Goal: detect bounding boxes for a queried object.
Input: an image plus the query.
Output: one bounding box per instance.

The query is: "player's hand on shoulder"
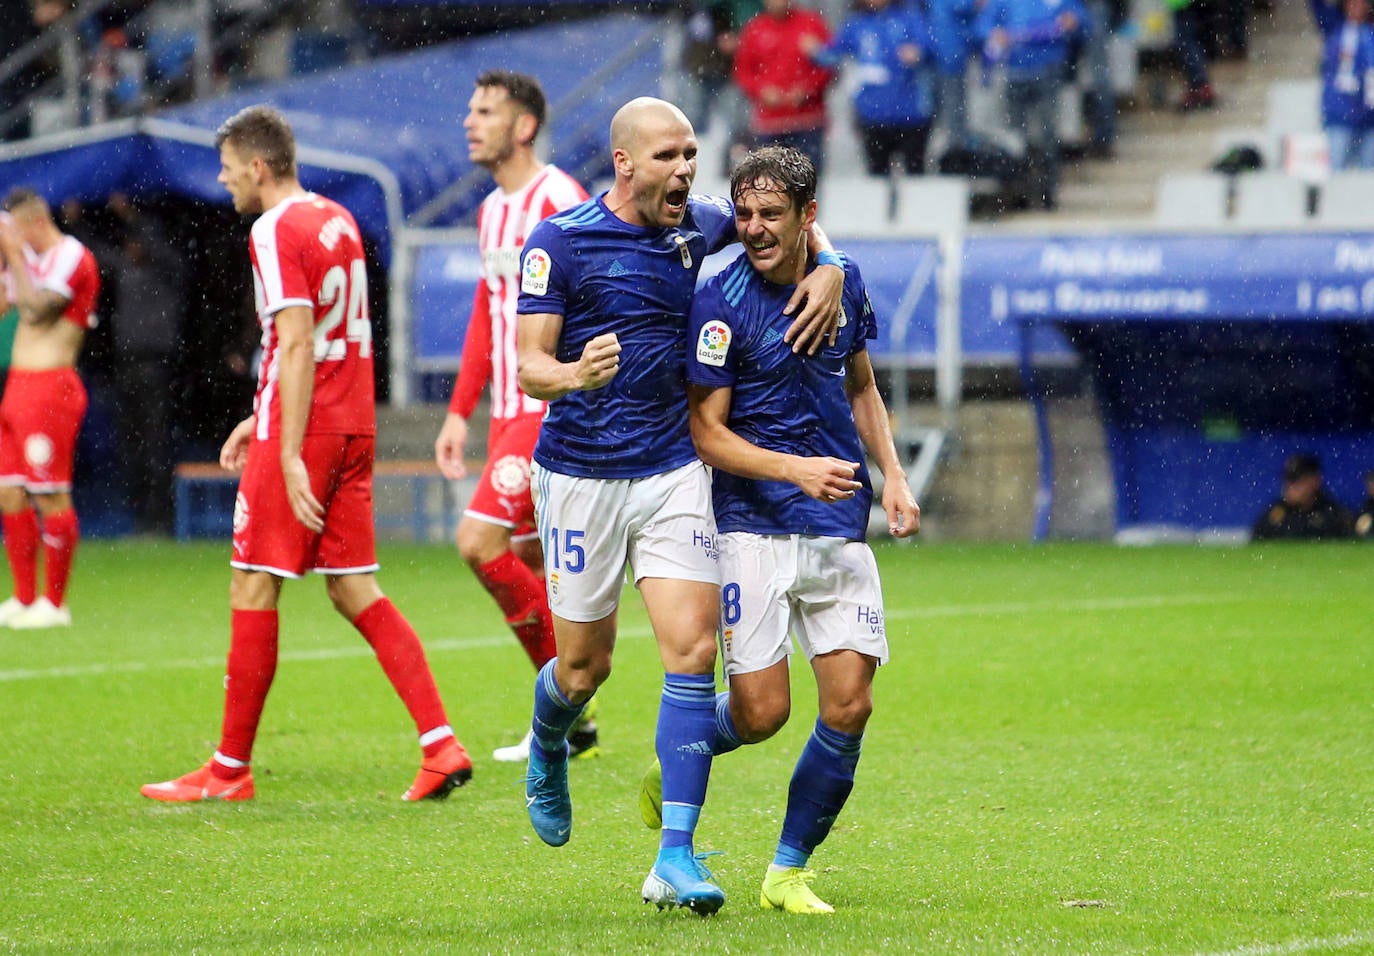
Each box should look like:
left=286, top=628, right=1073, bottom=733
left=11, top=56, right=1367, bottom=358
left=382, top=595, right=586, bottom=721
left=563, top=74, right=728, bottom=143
left=784, top=261, right=844, bottom=355
left=791, top=456, right=863, bottom=503
left=575, top=332, right=621, bottom=391
left=435, top=413, right=469, bottom=480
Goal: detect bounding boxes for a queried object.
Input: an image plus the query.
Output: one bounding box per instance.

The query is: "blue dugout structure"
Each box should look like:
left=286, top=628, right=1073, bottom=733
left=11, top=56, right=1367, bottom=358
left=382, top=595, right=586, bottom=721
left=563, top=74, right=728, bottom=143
left=971, top=232, right=1374, bottom=539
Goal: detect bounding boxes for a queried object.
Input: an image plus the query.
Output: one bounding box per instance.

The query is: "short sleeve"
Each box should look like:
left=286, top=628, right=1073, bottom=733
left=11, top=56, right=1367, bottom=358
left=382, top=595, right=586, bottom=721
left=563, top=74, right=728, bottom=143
left=251, top=216, right=313, bottom=316
left=686, top=280, right=739, bottom=388
left=690, top=195, right=739, bottom=256
left=516, top=218, right=572, bottom=316
left=848, top=262, right=878, bottom=354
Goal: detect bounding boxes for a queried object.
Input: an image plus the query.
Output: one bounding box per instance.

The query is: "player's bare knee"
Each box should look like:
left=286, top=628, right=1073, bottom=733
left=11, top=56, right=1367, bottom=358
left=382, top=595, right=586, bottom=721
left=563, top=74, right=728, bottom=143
left=0, top=485, right=27, bottom=513
left=456, top=519, right=506, bottom=567
left=326, top=573, right=384, bottom=620
left=819, top=694, right=872, bottom=736
left=556, top=657, right=607, bottom=703
left=736, top=697, right=789, bottom=743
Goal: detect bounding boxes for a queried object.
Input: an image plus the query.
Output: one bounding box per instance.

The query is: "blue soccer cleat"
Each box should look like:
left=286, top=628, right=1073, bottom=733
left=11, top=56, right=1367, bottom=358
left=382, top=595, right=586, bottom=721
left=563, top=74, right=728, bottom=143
left=525, top=740, right=572, bottom=846
left=641, top=847, right=726, bottom=916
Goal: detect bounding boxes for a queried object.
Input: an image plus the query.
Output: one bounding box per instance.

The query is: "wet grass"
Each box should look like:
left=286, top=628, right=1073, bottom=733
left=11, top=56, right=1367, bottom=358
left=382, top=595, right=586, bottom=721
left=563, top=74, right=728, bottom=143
left=1, top=539, right=1371, bottom=954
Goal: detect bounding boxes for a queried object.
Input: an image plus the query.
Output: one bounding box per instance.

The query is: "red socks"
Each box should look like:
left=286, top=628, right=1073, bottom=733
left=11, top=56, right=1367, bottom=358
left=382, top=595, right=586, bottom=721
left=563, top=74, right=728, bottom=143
left=474, top=551, right=556, bottom=669
left=353, top=597, right=450, bottom=738
left=1, top=507, right=80, bottom=607
left=217, top=609, right=280, bottom=767
left=41, top=508, right=78, bottom=607
left=2, top=509, right=39, bottom=605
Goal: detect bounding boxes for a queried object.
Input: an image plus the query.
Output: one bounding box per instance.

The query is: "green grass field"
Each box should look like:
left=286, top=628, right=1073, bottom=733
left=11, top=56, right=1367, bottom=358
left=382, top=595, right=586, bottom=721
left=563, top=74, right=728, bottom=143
left=2, top=539, right=1372, bottom=954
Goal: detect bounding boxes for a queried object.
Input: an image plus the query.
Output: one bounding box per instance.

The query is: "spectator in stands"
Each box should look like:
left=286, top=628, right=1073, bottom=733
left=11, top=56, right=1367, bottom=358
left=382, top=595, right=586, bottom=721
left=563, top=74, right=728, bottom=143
left=1318, top=0, right=1374, bottom=170
left=101, top=194, right=185, bottom=534
left=928, top=0, right=978, bottom=154
left=1081, top=0, right=1128, bottom=159
left=678, top=1, right=762, bottom=176
left=801, top=0, right=935, bottom=176
left=976, top=0, right=1086, bottom=209
left=1355, top=469, right=1374, bottom=537
left=733, top=0, right=834, bottom=178
left=1251, top=452, right=1355, bottom=541
left=1, top=1, right=73, bottom=142
left=1169, top=0, right=1217, bottom=111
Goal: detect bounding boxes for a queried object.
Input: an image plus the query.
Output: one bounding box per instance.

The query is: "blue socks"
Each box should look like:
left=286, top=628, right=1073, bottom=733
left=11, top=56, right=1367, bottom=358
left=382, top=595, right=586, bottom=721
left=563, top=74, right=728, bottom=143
left=712, top=690, right=743, bottom=756
left=530, top=659, right=583, bottom=760
left=774, top=718, right=863, bottom=869
left=657, top=672, right=717, bottom=850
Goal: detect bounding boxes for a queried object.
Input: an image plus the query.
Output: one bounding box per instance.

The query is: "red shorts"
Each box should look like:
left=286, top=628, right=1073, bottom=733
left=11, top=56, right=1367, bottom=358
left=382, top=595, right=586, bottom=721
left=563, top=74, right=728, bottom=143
left=231, top=434, right=379, bottom=578
left=465, top=412, right=541, bottom=539
left=0, top=368, right=87, bottom=493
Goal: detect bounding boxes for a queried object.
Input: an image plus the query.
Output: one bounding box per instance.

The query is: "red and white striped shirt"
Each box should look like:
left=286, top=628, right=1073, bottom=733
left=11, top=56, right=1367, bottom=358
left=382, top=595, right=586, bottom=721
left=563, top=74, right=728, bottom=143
left=25, top=235, right=99, bottom=329
left=249, top=192, right=375, bottom=440
left=449, top=164, right=587, bottom=421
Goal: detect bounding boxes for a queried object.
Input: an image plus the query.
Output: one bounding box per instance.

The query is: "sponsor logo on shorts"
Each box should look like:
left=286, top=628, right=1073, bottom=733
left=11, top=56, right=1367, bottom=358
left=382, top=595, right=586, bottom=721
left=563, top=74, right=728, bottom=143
left=696, top=321, right=731, bottom=368
left=490, top=454, right=531, bottom=496
left=23, top=433, right=54, bottom=468
left=857, top=605, right=885, bottom=636
left=693, top=529, right=718, bottom=561
left=233, top=491, right=250, bottom=536
left=521, top=248, right=551, bottom=295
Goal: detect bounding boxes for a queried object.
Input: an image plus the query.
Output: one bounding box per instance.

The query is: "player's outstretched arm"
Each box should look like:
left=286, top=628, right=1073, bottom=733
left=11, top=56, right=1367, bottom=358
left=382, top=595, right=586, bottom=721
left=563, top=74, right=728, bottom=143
left=783, top=221, right=844, bottom=354
left=689, top=383, right=862, bottom=503
left=219, top=415, right=257, bottom=473
left=434, top=413, right=469, bottom=480
left=517, top=311, right=620, bottom=400
left=845, top=349, right=919, bottom=537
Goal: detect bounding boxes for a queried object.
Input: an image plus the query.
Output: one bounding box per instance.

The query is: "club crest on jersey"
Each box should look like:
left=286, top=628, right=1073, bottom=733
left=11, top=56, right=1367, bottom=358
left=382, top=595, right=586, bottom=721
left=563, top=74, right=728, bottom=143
left=837, top=302, right=848, bottom=328
left=696, top=320, right=731, bottom=367
left=521, top=248, right=551, bottom=295
left=673, top=234, right=693, bottom=269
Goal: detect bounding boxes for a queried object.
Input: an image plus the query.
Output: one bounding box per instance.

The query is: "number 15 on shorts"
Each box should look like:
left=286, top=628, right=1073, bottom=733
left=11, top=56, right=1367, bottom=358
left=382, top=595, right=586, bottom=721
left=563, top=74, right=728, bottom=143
left=546, top=527, right=586, bottom=573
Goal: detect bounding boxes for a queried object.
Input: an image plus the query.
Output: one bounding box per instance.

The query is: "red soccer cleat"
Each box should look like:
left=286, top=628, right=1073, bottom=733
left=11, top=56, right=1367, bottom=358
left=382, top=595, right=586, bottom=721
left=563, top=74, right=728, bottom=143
left=140, top=763, right=255, bottom=802
left=402, top=737, right=473, bottom=801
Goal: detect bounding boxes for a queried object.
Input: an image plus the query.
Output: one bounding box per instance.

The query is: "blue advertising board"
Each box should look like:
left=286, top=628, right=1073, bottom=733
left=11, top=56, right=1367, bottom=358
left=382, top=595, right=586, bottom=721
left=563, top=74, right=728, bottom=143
left=412, top=235, right=942, bottom=372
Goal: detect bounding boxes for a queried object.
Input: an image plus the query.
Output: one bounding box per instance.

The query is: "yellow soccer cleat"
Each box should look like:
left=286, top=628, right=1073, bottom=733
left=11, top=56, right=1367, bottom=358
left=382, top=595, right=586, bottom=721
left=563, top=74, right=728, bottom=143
left=760, top=867, right=835, bottom=915
left=637, top=758, right=662, bottom=829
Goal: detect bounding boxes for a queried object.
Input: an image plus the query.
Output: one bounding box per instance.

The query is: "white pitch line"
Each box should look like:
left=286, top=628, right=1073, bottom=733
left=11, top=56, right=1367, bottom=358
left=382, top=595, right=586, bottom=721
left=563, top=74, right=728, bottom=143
left=0, top=591, right=1246, bottom=685
left=1192, top=932, right=1374, bottom=956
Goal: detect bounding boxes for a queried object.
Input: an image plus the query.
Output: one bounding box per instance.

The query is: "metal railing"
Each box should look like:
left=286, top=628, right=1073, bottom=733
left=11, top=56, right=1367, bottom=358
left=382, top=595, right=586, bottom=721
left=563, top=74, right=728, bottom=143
left=1, top=0, right=303, bottom=140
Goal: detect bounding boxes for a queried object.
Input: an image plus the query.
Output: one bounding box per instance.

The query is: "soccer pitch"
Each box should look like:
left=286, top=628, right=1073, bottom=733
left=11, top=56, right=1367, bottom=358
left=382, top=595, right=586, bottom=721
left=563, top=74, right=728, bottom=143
left=1, top=539, right=1371, bottom=954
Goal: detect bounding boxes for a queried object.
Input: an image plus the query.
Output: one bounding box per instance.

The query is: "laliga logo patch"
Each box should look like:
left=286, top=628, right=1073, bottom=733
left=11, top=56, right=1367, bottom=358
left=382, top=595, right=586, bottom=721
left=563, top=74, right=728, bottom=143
left=490, top=455, right=531, bottom=496
left=521, top=248, right=551, bottom=296
left=233, top=491, right=250, bottom=535
left=23, top=434, right=54, bottom=468
left=696, top=320, right=731, bottom=367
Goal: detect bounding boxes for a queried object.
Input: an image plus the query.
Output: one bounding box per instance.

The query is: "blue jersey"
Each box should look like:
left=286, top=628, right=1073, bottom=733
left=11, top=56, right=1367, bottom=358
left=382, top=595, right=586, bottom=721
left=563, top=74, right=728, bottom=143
left=518, top=193, right=737, bottom=478
left=686, top=254, right=878, bottom=540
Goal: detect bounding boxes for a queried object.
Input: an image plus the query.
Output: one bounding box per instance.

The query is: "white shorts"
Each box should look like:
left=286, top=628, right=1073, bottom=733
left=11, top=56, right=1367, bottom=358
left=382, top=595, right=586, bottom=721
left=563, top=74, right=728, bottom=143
left=718, top=532, right=889, bottom=677
left=531, top=460, right=719, bottom=623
